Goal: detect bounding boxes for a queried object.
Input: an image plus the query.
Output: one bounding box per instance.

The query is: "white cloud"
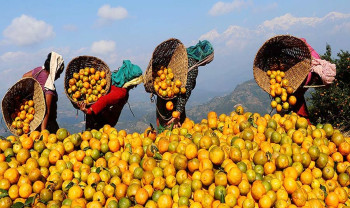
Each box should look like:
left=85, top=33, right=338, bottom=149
left=97, top=4, right=128, bottom=20
left=261, top=12, right=350, bottom=31
left=201, top=11, right=350, bottom=50
left=2, top=15, right=54, bottom=46
left=91, top=40, right=116, bottom=55
left=209, top=0, right=250, bottom=16
left=199, top=25, right=256, bottom=52
left=199, top=29, right=220, bottom=41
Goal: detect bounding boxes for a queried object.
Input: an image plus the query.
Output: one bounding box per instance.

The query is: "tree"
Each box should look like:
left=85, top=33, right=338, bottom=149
left=308, top=44, right=350, bottom=132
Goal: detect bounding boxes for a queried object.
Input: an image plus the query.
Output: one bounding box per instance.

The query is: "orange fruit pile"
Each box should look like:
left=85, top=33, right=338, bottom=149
left=267, top=69, right=297, bottom=112
left=67, top=67, right=107, bottom=104
left=11, top=99, right=35, bottom=135
left=153, top=66, right=186, bottom=99
left=1, top=106, right=350, bottom=208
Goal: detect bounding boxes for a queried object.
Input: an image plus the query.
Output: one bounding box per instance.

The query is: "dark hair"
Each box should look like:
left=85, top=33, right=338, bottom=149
left=44, top=53, right=52, bottom=71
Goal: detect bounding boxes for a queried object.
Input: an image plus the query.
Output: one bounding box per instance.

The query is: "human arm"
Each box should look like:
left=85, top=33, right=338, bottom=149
left=22, top=71, right=33, bottom=78
left=78, top=86, right=128, bottom=115
left=41, top=93, right=53, bottom=131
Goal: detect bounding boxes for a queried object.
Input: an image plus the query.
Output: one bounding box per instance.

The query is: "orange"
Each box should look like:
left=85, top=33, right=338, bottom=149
left=251, top=180, right=266, bottom=201
left=283, top=167, right=298, bottom=180
left=68, top=185, right=83, bottom=200
left=0, top=178, right=10, bottom=190
left=185, top=143, right=198, bottom=160
left=157, top=194, right=173, bottom=208
left=172, top=111, right=180, bottom=118
left=115, top=184, right=127, bottom=200
left=82, top=131, right=93, bottom=141
left=135, top=188, right=149, bottom=205
left=49, top=149, right=61, bottom=164
left=19, top=183, right=32, bottom=198
left=325, top=192, right=339, bottom=207
left=21, top=137, right=33, bottom=149
left=200, top=169, right=214, bottom=186
left=300, top=171, right=313, bottom=185
left=108, top=140, right=120, bottom=152
left=209, top=146, right=225, bottom=165
left=259, top=195, right=272, bottom=208
left=227, top=167, right=242, bottom=186
left=166, top=101, right=174, bottom=111
left=100, top=71, right=106, bottom=78
left=4, top=168, right=19, bottom=184
left=8, top=185, right=19, bottom=200
left=283, top=177, right=297, bottom=194
left=288, top=96, right=297, bottom=106
left=339, top=142, right=350, bottom=156
left=33, top=181, right=45, bottom=193
left=291, top=188, right=307, bottom=207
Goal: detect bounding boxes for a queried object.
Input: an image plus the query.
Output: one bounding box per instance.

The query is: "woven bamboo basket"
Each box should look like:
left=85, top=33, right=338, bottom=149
left=1, top=78, right=46, bottom=135
left=64, top=56, right=111, bottom=108
left=144, top=38, right=188, bottom=100
left=253, top=35, right=312, bottom=94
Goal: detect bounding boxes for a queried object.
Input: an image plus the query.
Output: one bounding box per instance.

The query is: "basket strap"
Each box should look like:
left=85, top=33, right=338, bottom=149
left=33, top=68, right=45, bottom=79
left=188, top=53, right=214, bottom=72
left=127, top=101, right=135, bottom=118
left=156, top=104, right=172, bottom=122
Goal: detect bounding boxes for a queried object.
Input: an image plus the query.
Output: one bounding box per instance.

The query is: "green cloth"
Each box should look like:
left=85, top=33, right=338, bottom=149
left=111, top=60, right=142, bottom=87
left=186, top=40, right=214, bottom=61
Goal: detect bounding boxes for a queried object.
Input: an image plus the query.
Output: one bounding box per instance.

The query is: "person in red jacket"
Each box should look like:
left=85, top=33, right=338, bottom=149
left=78, top=60, right=143, bottom=130
left=78, top=85, right=130, bottom=130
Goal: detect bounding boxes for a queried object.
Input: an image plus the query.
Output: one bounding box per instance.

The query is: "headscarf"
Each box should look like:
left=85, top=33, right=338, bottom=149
left=44, top=51, right=64, bottom=91
left=111, top=60, right=143, bottom=88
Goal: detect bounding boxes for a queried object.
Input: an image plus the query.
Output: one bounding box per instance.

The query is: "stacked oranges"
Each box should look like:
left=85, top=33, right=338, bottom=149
left=1, top=106, right=350, bottom=208
left=153, top=66, right=186, bottom=99
left=267, top=69, right=297, bottom=112
left=67, top=67, right=107, bottom=104
left=11, top=99, right=35, bottom=135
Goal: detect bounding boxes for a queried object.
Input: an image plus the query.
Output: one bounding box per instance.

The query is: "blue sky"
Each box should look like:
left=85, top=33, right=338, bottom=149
left=0, top=0, right=350, bottom=102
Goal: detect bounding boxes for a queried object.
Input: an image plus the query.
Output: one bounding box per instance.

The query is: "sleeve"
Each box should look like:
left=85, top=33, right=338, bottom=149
left=175, top=68, right=199, bottom=114
left=90, top=86, right=127, bottom=115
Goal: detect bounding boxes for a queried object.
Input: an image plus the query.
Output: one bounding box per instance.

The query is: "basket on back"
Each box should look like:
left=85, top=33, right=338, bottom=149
left=64, top=56, right=111, bottom=108
left=253, top=35, right=311, bottom=94
left=2, top=78, right=46, bottom=136
left=144, top=38, right=188, bottom=100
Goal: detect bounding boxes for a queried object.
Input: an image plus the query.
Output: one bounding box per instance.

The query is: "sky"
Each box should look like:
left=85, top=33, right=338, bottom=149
left=0, top=0, right=350, bottom=103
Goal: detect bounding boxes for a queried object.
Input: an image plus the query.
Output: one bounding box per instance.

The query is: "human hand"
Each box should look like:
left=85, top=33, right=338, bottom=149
left=166, top=116, right=181, bottom=128
left=77, top=102, right=87, bottom=113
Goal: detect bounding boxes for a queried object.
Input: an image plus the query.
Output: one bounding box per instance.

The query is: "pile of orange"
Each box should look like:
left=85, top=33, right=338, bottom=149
left=267, top=69, right=297, bottom=112
left=1, top=106, right=350, bottom=208
left=153, top=66, right=186, bottom=99
left=10, top=99, right=35, bottom=135
left=67, top=67, right=107, bottom=104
